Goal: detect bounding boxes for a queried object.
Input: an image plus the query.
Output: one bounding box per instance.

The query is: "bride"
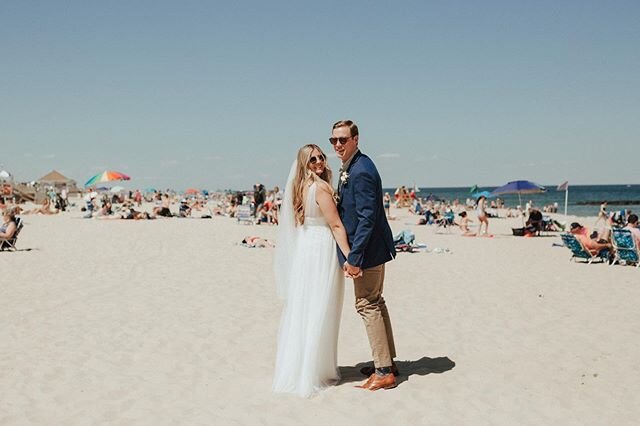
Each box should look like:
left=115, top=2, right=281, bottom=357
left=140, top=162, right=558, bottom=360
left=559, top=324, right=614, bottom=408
left=273, top=144, right=353, bottom=397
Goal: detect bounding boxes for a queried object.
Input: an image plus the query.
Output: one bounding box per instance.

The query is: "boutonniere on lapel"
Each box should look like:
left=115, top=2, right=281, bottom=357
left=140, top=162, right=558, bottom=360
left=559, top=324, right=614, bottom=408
left=340, top=171, right=349, bottom=185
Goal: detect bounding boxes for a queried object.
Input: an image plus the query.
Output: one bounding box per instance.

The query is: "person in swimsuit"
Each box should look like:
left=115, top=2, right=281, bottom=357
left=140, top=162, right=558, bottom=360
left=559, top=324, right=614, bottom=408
left=476, top=195, right=490, bottom=236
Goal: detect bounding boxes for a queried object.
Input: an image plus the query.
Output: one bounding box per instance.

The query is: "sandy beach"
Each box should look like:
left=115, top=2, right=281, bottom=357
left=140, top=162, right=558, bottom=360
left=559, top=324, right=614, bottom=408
left=2, top=205, right=640, bottom=424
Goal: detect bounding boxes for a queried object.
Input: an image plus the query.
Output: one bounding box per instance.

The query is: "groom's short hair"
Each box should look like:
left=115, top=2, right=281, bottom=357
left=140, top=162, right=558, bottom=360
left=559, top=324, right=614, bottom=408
left=332, top=120, right=359, bottom=137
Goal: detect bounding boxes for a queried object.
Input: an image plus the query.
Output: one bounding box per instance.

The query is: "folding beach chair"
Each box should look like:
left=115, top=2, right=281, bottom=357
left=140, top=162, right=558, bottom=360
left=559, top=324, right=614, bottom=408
left=610, top=228, right=640, bottom=267
left=0, top=217, right=23, bottom=252
left=236, top=205, right=254, bottom=225
left=559, top=233, right=609, bottom=264
left=435, top=211, right=455, bottom=233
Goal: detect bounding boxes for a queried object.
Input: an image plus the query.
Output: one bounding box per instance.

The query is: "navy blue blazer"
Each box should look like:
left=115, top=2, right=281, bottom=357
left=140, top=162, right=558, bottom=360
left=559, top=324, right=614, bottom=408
left=337, top=151, right=396, bottom=269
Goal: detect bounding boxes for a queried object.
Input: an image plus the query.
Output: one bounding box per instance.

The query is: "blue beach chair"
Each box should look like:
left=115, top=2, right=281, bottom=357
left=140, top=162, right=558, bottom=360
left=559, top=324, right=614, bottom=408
left=610, top=228, right=640, bottom=267
left=560, top=233, right=609, bottom=264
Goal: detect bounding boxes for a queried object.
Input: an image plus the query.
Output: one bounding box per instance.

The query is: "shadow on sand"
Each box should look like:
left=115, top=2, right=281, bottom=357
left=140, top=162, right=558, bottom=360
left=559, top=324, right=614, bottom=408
left=338, top=356, right=455, bottom=386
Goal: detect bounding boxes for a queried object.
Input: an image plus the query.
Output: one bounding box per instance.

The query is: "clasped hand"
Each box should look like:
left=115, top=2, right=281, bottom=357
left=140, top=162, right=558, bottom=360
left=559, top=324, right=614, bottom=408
left=343, top=262, right=363, bottom=279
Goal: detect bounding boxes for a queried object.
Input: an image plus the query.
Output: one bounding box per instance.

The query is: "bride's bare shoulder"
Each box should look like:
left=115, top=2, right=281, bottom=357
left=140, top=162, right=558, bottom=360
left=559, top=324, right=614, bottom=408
left=315, top=179, right=334, bottom=194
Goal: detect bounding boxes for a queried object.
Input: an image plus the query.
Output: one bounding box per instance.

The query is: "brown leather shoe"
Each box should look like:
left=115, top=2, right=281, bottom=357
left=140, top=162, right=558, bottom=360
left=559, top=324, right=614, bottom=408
left=362, top=373, right=397, bottom=391
left=355, top=373, right=376, bottom=389
left=360, top=362, right=400, bottom=377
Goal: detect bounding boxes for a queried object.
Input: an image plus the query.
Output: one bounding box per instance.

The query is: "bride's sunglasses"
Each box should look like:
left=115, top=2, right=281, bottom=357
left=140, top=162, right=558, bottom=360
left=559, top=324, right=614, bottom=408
left=309, top=154, right=325, bottom=165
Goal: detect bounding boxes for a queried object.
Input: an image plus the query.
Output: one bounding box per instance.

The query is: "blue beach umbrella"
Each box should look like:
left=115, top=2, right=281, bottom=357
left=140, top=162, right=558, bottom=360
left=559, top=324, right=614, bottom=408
left=491, top=180, right=546, bottom=209
left=492, top=180, right=546, bottom=225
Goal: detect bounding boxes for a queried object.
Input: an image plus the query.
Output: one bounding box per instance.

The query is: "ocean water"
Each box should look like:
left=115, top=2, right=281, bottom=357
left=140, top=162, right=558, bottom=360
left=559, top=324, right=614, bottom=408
left=384, top=185, right=640, bottom=218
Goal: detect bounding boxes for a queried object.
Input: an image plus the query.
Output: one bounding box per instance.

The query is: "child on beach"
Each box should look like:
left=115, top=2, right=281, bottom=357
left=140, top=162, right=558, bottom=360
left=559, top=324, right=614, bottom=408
left=457, top=211, right=476, bottom=236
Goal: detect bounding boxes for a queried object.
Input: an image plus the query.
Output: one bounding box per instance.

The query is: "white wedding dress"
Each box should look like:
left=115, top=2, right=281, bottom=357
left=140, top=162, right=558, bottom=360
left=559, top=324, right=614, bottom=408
left=273, top=182, right=345, bottom=397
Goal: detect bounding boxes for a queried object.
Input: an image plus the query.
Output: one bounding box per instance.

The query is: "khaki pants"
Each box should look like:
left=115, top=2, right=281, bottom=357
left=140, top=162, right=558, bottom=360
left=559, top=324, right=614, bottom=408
left=354, top=264, right=396, bottom=368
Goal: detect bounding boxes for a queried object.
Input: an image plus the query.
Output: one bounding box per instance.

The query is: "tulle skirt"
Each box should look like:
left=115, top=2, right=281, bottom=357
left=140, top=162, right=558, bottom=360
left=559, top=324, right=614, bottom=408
left=273, top=224, right=345, bottom=397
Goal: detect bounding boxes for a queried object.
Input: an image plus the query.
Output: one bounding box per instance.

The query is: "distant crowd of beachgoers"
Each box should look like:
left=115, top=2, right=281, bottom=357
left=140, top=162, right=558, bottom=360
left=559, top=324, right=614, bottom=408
left=0, top=183, right=284, bottom=222
left=2, top=183, right=639, bottom=265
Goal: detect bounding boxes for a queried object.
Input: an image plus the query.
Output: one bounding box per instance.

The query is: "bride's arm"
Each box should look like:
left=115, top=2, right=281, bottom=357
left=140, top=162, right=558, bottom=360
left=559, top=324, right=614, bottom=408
left=316, top=182, right=350, bottom=259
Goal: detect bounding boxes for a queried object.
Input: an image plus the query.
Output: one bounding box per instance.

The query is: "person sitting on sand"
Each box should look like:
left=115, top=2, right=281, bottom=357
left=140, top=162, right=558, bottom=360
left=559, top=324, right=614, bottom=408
left=625, top=214, right=640, bottom=246
left=570, top=222, right=612, bottom=255
left=241, top=236, right=274, bottom=248
left=119, top=207, right=152, bottom=220
left=256, top=201, right=277, bottom=224
left=179, top=199, right=192, bottom=217
left=0, top=208, right=18, bottom=245
left=524, top=208, right=544, bottom=236
left=25, top=197, right=55, bottom=215
left=94, top=201, right=113, bottom=217
left=456, top=211, right=476, bottom=236
left=409, top=198, right=423, bottom=215
left=153, top=194, right=173, bottom=218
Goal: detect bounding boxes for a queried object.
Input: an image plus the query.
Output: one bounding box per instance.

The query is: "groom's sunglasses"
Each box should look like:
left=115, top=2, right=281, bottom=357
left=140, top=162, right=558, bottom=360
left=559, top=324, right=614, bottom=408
left=309, top=154, right=325, bottom=165
left=329, top=136, right=353, bottom=146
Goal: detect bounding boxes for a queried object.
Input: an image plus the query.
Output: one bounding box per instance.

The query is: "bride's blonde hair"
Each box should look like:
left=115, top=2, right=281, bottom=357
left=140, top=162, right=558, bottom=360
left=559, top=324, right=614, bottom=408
left=292, top=144, right=333, bottom=226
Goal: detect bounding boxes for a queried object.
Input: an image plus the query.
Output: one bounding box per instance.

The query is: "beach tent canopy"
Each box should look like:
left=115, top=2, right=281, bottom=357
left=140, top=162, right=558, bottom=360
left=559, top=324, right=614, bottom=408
left=38, top=170, right=72, bottom=184
left=38, top=170, right=76, bottom=186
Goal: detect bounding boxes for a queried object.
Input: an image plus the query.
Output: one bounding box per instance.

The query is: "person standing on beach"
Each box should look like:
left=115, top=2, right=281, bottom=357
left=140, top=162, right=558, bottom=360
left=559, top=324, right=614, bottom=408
left=476, top=195, right=490, bottom=236
left=595, top=201, right=608, bottom=228
left=331, top=119, right=399, bottom=391
left=273, top=144, right=352, bottom=398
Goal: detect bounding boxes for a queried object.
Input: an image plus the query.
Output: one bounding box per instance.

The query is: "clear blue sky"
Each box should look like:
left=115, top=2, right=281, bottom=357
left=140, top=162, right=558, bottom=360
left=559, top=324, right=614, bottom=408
left=2, top=0, right=639, bottom=190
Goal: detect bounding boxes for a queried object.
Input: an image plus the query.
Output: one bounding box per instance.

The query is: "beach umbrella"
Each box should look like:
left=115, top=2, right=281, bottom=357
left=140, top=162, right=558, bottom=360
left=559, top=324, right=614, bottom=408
left=471, top=190, right=493, bottom=199
left=110, top=185, right=125, bottom=193
left=85, top=170, right=131, bottom=187
left=469, top=184, right=479, bottom=194
left=491, top=180, right=546, bottom=222
left=184, top=188, right=200, bottom=195
left=492, top=180, right=545, bottom=199
left=0, top=170, right=11, bottom=180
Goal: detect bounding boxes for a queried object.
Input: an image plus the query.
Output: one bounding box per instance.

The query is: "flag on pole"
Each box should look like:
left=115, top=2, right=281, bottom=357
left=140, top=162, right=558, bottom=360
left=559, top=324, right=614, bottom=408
left=556, top=181, right=569, bottom=191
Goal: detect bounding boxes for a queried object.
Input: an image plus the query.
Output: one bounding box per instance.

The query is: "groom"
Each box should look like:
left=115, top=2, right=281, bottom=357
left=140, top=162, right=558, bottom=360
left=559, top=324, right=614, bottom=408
left=332, top=119, right=398, bottom=391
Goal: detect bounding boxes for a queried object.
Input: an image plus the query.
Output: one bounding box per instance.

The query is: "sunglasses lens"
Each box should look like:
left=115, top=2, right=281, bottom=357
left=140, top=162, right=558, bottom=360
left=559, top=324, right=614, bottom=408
left=330, top=137, right=351, bottom=145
